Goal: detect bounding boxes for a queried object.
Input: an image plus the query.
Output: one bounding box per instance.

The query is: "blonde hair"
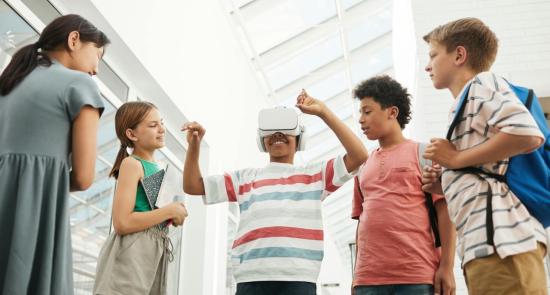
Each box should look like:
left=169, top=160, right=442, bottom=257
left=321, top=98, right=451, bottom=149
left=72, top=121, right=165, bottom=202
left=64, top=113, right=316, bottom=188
left=423, top=18, right=498, bottom=72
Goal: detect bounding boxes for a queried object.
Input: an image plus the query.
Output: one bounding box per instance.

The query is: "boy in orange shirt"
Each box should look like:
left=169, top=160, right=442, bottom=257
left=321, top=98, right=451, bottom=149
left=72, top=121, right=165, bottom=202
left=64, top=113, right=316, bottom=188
left=352, top=75, right=456, bottom=295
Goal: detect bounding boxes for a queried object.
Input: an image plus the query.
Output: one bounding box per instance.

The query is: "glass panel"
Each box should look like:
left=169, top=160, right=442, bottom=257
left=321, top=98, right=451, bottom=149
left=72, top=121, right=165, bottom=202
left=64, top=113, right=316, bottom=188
left=278, top=70, right=348, bottom=108
left=241, top=0, right=336, bottom=53
left=266, top=33, right=342, bottom=90
left=164, top=130, right=186, bottom=161
left=24, top=0, right=61, bottom=24
left=342, top=0, right=365, bottom=10
left=0, top=1, right=39, bottom=70
left=97, top=61, right=129, bottom=101
left=346, top=6, right=392, bottom=51
left=350, top=45, right=393, bottom=84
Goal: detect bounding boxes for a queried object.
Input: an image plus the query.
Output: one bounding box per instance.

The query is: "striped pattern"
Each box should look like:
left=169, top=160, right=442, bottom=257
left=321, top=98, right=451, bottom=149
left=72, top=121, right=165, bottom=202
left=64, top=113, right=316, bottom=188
left=442, top=72, right=546, bottom=266
left=203, top=155, right=352, bottom=283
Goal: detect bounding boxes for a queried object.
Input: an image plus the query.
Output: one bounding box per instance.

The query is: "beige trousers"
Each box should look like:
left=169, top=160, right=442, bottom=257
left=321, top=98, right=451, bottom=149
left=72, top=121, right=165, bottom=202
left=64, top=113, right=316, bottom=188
left=464, top=242, right=548, bottom=295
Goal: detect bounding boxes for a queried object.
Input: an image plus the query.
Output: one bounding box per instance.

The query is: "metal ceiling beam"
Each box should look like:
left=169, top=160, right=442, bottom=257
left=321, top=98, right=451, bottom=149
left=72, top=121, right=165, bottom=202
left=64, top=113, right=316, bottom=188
left=259, top=0, right=388, bottom=67
left=70, top=184, right=112, bottom=213
left=69, top=193, right=107, bottom=216
left=274, top=32, right=392, bottom=100
left=97, top=137, right=118, bottom=155
left=225, top=0, right=277, bottom=105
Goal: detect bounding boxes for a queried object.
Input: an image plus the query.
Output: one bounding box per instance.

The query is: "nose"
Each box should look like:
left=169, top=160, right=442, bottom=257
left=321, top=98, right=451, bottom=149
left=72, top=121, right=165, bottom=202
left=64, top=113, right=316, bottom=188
left=425, top=63, right=431, bottom=73
left=272, top=132, right=285, bottom=139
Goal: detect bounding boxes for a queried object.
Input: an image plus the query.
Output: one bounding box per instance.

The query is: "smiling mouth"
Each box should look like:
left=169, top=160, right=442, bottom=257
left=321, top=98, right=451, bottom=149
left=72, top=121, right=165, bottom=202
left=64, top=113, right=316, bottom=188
left=270, top=139, right=287, bottom=145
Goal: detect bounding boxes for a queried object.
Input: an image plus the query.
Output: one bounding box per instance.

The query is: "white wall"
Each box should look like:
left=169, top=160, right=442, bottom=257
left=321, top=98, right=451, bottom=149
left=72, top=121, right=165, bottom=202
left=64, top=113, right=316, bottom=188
left=410, top=0, right=550, bottom=142
left=392, top=0, right=418, bottom=139
left=410, top=1, right=550, bottom=294
left=88, top=1, right=271, bottom=294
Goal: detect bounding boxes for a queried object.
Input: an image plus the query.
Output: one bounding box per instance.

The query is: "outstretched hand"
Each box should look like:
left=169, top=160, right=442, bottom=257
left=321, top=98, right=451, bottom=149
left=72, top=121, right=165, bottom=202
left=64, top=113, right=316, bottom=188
left=296, top=89, right=327, bottom=117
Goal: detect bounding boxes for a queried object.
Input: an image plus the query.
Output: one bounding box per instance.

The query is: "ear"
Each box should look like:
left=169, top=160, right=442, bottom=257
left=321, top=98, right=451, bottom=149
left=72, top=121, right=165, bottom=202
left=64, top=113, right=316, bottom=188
left=67, top=31, right=81, bottom=51
left=454, top=45, right=468, bottom=66
left=388, top=106, right=399, bottom=120
left=125, top=128, right=138, bottom=143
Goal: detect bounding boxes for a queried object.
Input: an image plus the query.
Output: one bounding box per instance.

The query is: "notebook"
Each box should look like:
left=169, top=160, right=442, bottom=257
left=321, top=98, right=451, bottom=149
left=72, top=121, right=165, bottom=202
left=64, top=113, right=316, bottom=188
left=140, top=166, right=170, bottom=228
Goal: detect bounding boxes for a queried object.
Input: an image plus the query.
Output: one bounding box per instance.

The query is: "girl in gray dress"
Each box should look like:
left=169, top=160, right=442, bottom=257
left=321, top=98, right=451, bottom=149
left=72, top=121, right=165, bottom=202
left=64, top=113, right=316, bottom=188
left=0, top=14, right=109, bottom=295
left=93, top=102, right=188, bottom=295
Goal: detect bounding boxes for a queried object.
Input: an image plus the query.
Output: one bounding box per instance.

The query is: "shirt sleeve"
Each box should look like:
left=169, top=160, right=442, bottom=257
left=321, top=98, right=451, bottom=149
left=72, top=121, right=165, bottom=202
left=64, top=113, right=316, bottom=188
left=321, top=154, right=355, bottom=200
left=468, top=82, right=544, bottom=149
left=64, top=74, right=104, bottom=121
left=203, top=170, right=241, bottom=205
left=351, top=176, right=364, bottom=220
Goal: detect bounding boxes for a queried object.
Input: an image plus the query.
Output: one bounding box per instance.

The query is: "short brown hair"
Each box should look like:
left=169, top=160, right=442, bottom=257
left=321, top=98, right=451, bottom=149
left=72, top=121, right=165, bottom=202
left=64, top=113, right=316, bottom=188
left=423, top=18, right=498, bottom=72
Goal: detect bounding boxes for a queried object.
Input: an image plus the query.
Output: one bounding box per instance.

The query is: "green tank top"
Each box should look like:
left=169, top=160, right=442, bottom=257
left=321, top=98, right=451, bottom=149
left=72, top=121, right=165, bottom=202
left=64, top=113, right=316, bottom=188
left=132, top=155, right=161, bottom=212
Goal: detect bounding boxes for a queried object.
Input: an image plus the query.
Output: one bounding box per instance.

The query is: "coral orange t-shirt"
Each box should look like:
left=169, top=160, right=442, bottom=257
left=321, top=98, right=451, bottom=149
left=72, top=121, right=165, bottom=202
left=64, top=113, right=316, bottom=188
left=351, top=140, right=444, bottom=286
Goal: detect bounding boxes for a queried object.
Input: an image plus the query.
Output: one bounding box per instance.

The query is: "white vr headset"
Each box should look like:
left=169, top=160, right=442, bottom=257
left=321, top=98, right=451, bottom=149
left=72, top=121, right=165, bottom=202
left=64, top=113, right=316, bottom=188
left=257, top=107, right=306, bottom=152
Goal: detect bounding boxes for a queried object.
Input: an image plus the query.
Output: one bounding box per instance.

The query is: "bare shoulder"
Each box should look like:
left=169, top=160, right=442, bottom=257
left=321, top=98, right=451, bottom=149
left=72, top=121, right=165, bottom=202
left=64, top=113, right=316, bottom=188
left=119, top=156, right=144, bottom=179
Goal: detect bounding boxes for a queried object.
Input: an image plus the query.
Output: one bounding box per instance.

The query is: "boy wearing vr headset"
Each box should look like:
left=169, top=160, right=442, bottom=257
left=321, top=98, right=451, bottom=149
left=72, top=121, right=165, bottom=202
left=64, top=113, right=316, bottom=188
left=182, top=90, right=367, bottom=295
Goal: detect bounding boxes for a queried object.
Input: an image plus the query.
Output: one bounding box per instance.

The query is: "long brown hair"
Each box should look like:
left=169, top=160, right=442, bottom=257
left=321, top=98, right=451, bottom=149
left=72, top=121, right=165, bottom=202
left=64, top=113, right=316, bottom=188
left=109, top=101, right=157, bottom=179
left=0, top=14, right=110, bottom=95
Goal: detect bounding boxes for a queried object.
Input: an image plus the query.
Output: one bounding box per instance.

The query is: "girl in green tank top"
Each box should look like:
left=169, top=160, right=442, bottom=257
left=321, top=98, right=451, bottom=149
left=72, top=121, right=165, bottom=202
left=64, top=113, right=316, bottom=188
left=94, top=102, right=188, bottom=295
left=132, top=155, right=161, bottom=212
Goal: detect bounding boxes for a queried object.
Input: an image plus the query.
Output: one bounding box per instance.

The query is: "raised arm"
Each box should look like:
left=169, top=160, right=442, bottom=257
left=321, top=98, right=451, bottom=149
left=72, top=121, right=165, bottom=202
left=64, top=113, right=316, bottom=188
left=182, top=121, right=207, bottom=195
left=296, top=90, right=368, bottom=172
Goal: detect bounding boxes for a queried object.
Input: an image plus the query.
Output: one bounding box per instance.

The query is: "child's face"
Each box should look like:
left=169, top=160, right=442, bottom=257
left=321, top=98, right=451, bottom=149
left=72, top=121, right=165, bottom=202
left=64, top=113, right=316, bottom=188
left=129, top=108, right=166, bottom=150
left=425, top=41, right=457, bottom=90
left=357, top=97, right=397, bottom=141
left=263, top=132, right=297, bottom=158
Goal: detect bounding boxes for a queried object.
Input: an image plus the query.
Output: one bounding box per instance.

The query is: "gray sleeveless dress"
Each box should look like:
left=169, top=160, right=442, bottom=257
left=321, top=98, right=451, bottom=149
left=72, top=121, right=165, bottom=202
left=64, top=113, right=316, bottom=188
left=0, top=61, right=104, bottom=295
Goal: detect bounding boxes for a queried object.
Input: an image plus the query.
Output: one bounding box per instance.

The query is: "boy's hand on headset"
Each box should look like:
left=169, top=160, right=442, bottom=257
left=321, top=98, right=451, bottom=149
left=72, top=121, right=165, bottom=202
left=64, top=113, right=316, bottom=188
left=181, top=121, right=205, bottom=145
left=296, top=89, right=327, bottom=117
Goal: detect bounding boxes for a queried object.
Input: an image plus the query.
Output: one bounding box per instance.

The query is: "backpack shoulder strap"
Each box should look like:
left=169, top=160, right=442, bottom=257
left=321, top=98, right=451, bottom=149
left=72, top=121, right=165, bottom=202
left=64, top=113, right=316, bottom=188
left=417, top=142, right=441, bottom=248
left=525, top=89, right=534, bottom=110
left=446, top=83, right=472, bottom=140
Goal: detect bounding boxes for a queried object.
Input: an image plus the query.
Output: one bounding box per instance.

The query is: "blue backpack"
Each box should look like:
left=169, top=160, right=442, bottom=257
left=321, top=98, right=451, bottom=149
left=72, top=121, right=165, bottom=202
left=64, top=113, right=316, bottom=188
left=447, top=81, right=550, bottom=245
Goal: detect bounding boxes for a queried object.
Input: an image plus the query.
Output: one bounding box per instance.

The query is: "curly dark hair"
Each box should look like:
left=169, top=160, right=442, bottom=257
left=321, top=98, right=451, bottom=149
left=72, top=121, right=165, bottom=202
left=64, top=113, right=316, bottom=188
left=353, top=75, right=412, bottom=129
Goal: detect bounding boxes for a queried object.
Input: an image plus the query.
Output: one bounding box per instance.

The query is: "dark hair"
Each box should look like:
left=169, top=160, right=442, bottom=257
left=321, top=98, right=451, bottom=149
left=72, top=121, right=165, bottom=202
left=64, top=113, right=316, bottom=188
left=423, top=17, right=498, bottom=72
left=109, top=101, right=157, bottom=179
left=353, top=75, right=412, bottom=129
left=0, top=14, right=110, bottom=95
